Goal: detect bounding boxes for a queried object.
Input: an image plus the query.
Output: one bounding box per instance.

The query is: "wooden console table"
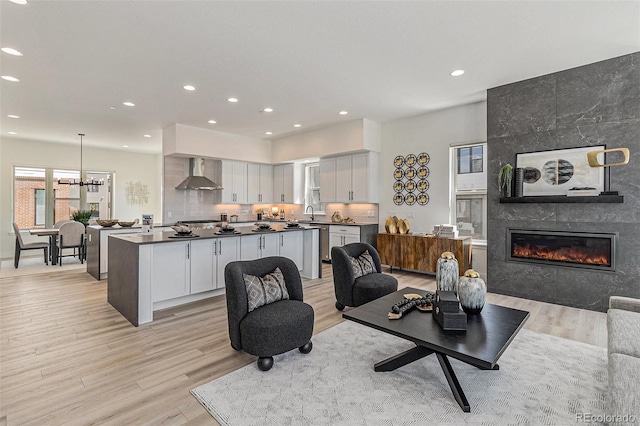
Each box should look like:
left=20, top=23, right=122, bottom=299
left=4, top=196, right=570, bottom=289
left=377, top=233, right=471, bottom=275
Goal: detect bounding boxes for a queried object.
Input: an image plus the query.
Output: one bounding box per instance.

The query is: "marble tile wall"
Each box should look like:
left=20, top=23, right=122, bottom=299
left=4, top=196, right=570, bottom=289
left=487, top=52, right=640, bottom=312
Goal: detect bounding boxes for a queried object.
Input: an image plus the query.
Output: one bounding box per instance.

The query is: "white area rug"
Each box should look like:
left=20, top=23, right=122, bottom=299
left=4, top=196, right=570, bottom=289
left=192, top=321, right=608, bottom=425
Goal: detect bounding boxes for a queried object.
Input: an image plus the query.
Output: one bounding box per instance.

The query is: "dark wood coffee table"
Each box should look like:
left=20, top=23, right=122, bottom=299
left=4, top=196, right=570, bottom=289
left=342, top=287, right=530, bottom=412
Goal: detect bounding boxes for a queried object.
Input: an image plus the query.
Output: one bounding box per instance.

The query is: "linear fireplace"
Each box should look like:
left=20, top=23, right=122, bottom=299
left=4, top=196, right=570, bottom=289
left=507, top=229, right=617, bottom=272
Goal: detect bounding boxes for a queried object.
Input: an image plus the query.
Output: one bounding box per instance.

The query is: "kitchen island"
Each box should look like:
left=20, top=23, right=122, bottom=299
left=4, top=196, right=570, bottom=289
left=107, top=224, right=320, bottom=326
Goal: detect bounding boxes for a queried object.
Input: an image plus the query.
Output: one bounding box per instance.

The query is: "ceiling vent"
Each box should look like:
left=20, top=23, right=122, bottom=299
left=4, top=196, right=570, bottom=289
left=175, top=158, right=222, bottom=190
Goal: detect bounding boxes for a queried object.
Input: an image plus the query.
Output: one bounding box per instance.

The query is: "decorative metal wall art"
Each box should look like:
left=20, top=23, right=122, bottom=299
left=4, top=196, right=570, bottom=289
left=394, top=152, right=430, bottom=205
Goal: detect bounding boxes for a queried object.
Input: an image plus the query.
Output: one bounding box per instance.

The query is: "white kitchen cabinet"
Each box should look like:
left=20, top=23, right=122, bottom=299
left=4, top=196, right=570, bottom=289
left=278, top=231, right=303, bottom=270
left=221, top=160, right=247, bottom=203
left=240, top=233, right=279, bottom=260
left=328, top=225, right=361, bottom=260
left=324, top=152, right=379, bottom=203
left=247, top=163, right=273, bottom=204
left=215, top=237, right=240, bottom=289
left=273, top=164, right=293, bottom=203
left=190, top=237, right=240, bottom=294
left=152, top=241, right=190, bottom=302
left=190, top=239, right=215, bottom=294
left=319, top=157, right=336, bottom=204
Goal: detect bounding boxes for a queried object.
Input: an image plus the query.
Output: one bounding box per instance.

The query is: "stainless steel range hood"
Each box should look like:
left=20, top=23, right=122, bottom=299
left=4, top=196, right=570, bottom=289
left=175, top=158, right=223, bottom=190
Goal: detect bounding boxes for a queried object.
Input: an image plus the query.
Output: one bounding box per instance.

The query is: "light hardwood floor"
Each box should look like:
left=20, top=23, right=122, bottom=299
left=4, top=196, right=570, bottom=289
left=0, top=264, right=606, bottom=425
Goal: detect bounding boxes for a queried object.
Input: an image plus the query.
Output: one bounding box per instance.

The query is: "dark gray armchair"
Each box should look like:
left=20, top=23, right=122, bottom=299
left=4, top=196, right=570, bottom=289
left=224, top=256, right=314, bottom=371
left=331, top=242, right=398, bottom=311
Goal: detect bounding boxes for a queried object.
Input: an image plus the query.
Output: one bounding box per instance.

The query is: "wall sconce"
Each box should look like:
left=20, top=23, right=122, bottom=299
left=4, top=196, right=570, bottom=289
left=587, top=147, right=630, bottom=195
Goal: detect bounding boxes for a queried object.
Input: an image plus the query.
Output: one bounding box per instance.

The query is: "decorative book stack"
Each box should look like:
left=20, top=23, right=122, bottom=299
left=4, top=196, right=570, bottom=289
left=432, top=290, right=467, bottom=333
left=433, top=224, right=458, bottom=238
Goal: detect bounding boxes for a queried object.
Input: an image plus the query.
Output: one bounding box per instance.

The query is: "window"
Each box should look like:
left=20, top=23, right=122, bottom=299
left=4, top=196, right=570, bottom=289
left=451, top=143, right=487, bottom=241
left=304, top=163, right=323, bottom=214
left=457, top=146, right=483, bottom=174
left=13, top=166, right=111, bottom=229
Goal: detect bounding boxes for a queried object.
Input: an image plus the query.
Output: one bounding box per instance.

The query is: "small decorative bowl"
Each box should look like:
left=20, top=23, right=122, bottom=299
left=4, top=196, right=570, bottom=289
left=97, top=219, right=118, bottom=227
left=118, top=220, right=136, bottom=227
left=171, top=225, right=192, bottom=235
left=255, top=222, right=271, bottom=229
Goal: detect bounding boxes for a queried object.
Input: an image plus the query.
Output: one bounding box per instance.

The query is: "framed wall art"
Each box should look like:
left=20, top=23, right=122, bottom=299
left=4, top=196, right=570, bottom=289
left=516, top=146, right=605, bottom=196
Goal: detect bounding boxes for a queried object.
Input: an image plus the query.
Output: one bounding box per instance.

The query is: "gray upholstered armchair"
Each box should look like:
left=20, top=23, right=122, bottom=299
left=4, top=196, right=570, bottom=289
left=331, top=242, right=398, bottom=311
left=224, top=256, right=314, bottom=371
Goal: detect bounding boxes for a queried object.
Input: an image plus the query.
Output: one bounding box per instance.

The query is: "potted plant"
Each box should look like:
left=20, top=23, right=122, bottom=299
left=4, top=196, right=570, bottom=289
left=72, top=209, right=93, bottom=225
left=498, top=163, right=513, bottom=198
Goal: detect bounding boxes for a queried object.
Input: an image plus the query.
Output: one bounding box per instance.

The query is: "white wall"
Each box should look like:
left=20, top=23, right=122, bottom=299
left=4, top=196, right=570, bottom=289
left=0, top=137, right=162, bottom=259
left=272, top=118, right=380, bottom=163
left=379, top=102, right=487, bottom=235
left=163, top=123, right=272, bottom=163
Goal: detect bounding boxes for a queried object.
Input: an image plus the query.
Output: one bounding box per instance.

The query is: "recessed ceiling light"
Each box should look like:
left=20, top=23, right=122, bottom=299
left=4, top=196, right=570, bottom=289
left=293, top=124, right=302, bottom=128
left=122, top=145, right=129, bottom=148
left=1, top=47, right=23, bottom=56
left=1, top=75, right=19, bottom=82
left=143, top=134, right=151, bottom=138
left=262, top=108, right=273, bottom=113
left=265, top=131, right=273, bottom=135
left=208, top=120, right=217, bottom=124
left=339, top=111, right=348, bottom=115
left=123, top=101, right=135, bottom=107
left=450, top=69, right=465, bottom=77
left=9, top=0, right=28, bottom=4
left=109, top=106, right=117, bottom=110
left=227, top=97, right=238, bottom=103
left=8, top=131, right=17, bottom=135
left=7, top=114, right=20, bottom=119
left=183, top=85, right=195, bottom=91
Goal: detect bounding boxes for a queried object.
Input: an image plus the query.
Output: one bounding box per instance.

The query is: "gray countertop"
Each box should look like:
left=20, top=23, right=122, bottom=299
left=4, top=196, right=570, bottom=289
left=108, top=223, right=321, bottom=245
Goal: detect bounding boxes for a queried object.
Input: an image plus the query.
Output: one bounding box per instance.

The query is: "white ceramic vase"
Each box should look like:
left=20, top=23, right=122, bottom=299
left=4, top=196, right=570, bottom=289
left=458, top=269, right=486, bottom=314
left=436, top=252, right=459, bottom=294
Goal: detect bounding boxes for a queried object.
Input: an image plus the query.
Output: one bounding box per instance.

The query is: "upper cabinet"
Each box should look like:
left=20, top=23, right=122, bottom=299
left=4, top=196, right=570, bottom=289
left=273, top=164, right=303, bottom=204
left=221, top=160, right=247, bottom=204
left=321, top=152, right=379, bottom=203
left=247, top=163, right=273, bottom=204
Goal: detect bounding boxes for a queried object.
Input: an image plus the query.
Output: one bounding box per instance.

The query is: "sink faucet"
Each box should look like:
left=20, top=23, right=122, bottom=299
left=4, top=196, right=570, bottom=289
left=305, top=205, right=315, bottom=221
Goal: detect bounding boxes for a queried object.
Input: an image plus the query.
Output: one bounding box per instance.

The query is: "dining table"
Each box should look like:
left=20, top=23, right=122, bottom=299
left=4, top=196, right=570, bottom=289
left=29, top=228, right=60, bottom=265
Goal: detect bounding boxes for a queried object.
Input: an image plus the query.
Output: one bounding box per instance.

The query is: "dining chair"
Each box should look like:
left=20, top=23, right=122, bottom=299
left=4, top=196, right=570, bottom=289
left=13, top=222, right=49, bottom=268
left=57, top=221, right=86, bottom=266
left=54, top=219, right=74, bottom=228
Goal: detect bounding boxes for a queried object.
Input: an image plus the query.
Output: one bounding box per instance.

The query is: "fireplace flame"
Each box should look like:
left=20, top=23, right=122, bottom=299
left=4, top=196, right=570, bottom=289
left=513, top=243, right=610, bottom=266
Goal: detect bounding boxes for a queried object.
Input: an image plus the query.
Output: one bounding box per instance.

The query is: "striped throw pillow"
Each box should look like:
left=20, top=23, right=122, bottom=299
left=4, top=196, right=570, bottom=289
left=243, top=267, right=290, bottom=312
left=349, top=250, right=376, bottom=278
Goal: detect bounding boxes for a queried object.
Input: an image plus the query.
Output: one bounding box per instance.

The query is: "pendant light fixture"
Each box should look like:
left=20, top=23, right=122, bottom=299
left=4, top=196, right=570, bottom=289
left=58, top=133, right=104, bottom=187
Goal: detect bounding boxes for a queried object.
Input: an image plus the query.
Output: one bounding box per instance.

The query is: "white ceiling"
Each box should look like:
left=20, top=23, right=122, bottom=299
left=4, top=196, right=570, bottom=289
left=1, top=1, right=638, bottom=154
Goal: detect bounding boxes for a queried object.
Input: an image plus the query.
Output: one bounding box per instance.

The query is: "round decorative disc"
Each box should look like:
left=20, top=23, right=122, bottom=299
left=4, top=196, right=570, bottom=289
left=394, top=155, right=405, bottom=167
left=417, top=166, right=430, bottom=178
left=405, top=167, right=416, bottom=179
left=405, top=154, right=417, bottom=166
left=393, top=180, right=404, bottom=192
left=393, top=192, right=404, bottom=205
left=393, top=168, right=404, bottom=179
left=417, top=193, right=430, bottom=205
left=405, top=193, right=416, bottom=205
left=405, top=179, right=416, bottom=192
left=417, top=179, right=430, bottom=193
left=418, top=152, right=430, bottom=165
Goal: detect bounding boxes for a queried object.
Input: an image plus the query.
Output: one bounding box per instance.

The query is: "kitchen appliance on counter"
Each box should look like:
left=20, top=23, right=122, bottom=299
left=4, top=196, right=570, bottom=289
left=220, top=213, right=228, bottom=222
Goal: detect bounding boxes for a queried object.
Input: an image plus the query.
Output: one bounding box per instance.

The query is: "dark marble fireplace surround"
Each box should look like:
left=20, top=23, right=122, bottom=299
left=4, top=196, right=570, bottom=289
left=487, top=52, right=640, bottom=312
